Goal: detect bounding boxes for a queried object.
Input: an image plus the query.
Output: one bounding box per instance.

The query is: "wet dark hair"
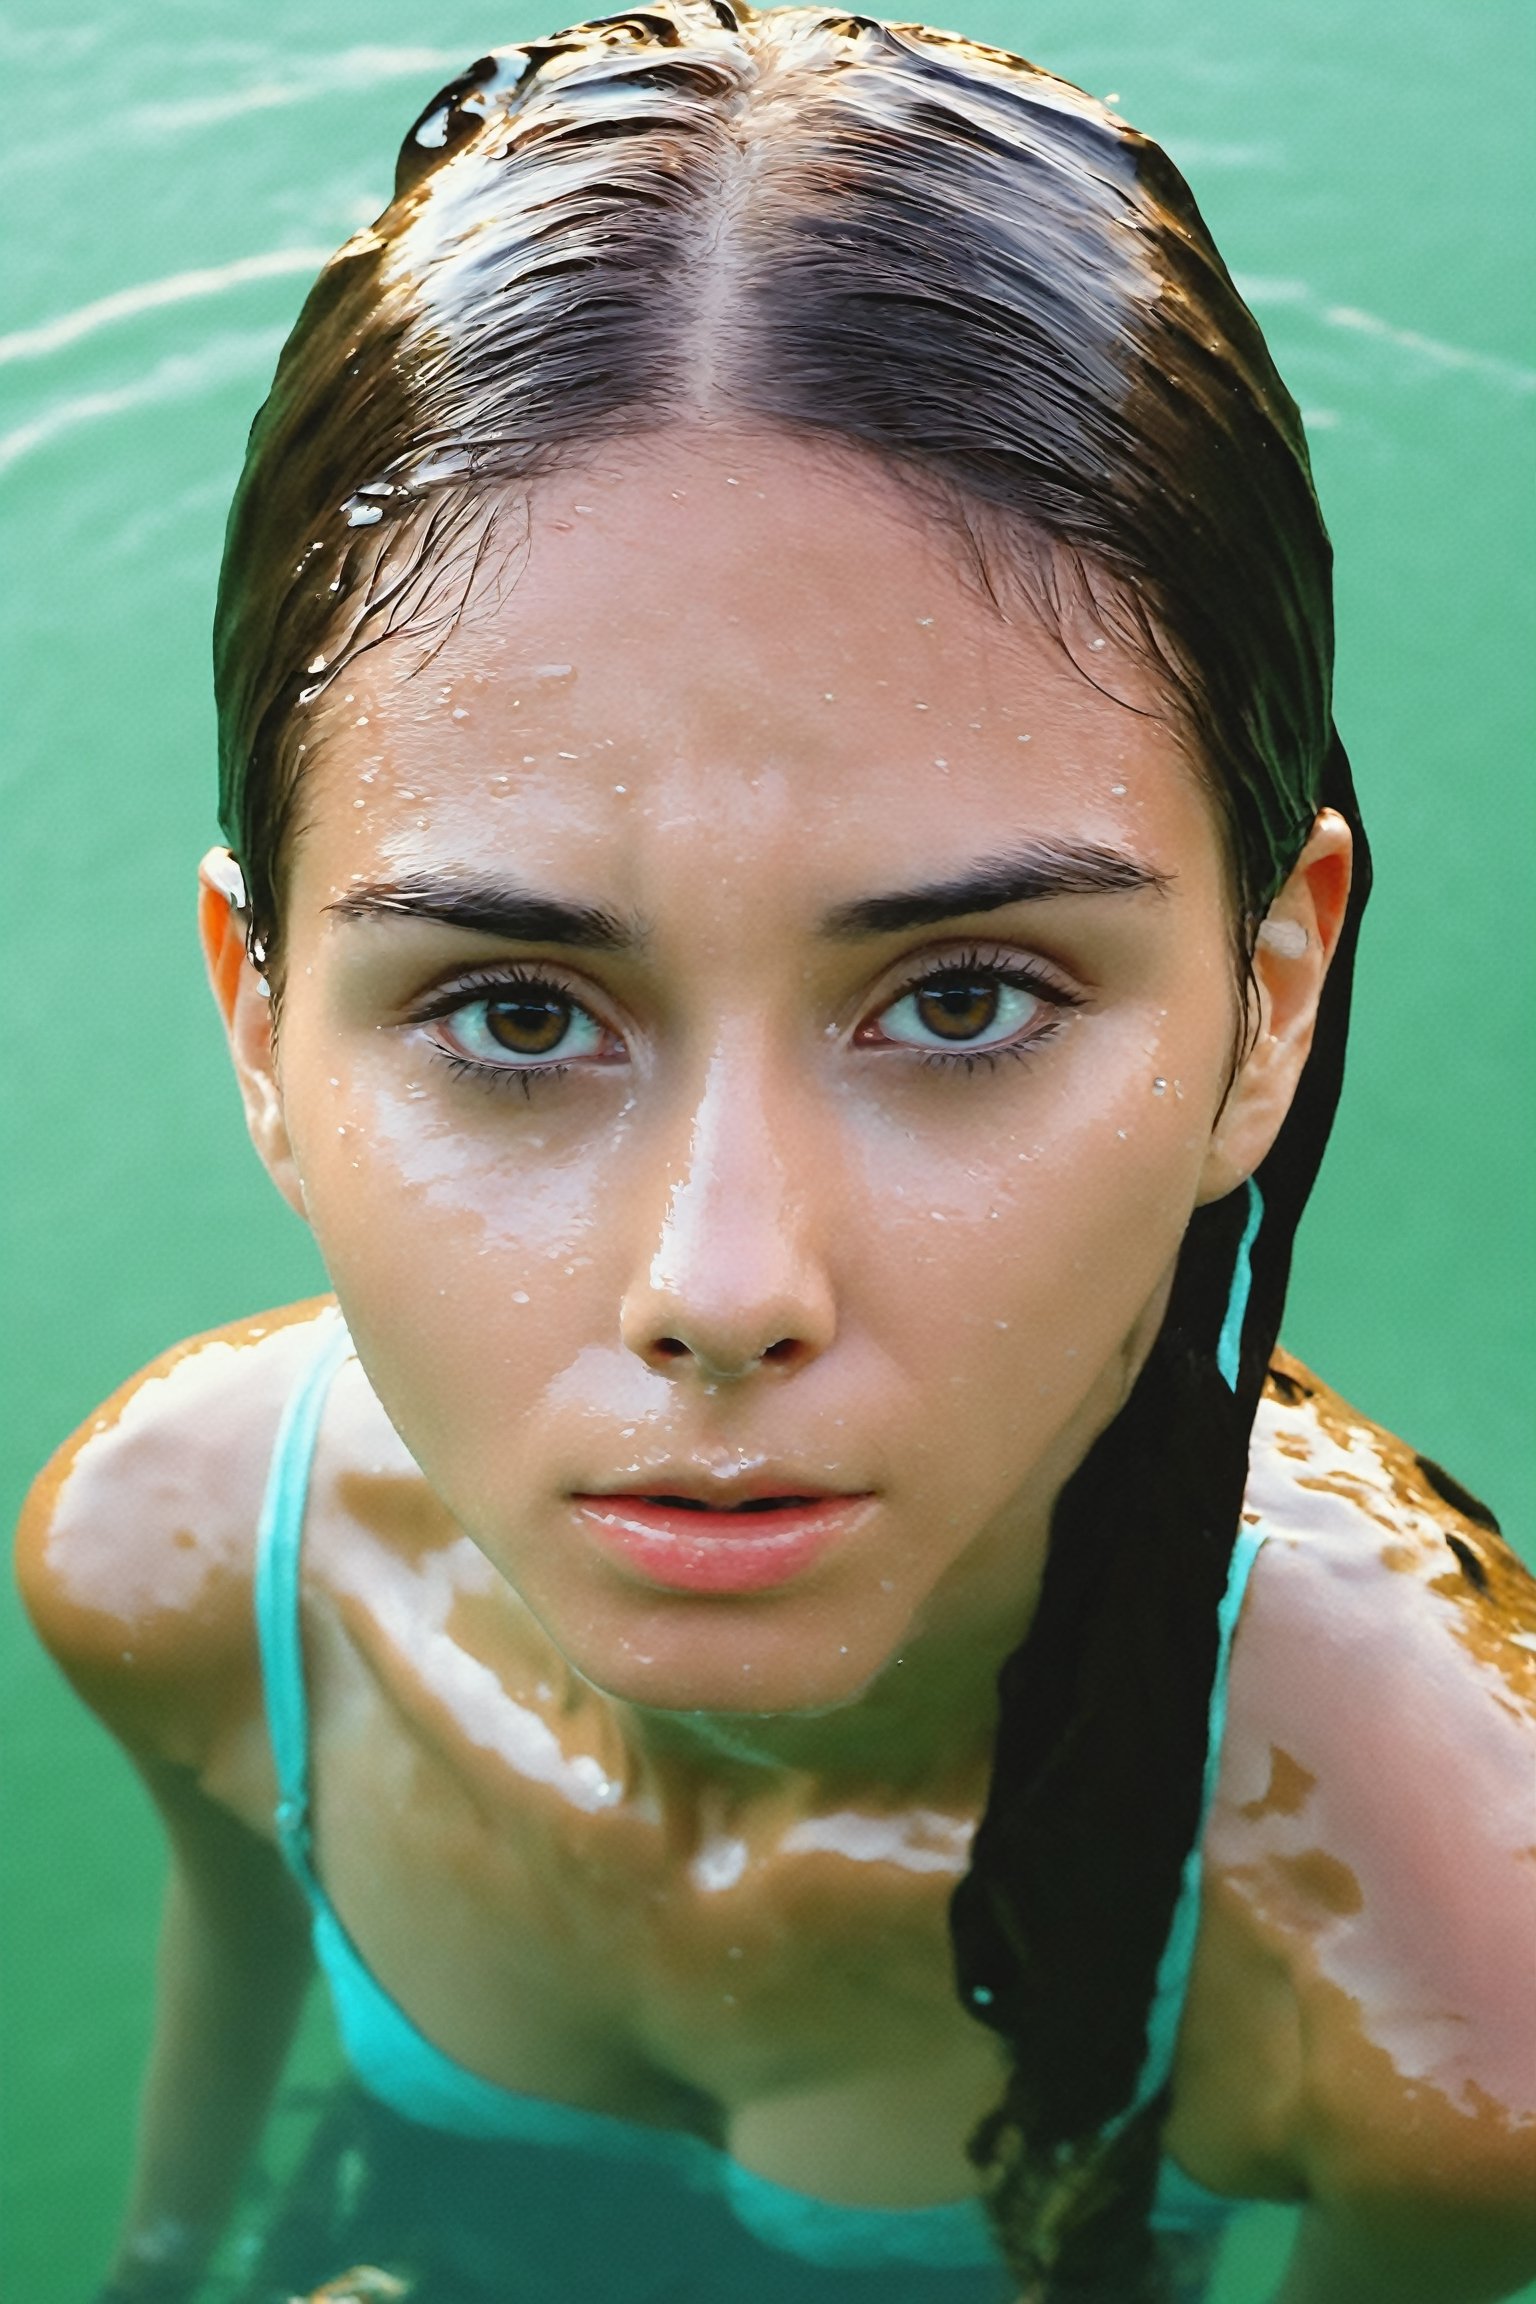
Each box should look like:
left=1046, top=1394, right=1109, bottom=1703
left=214, top=7, right=1371, bottom=2291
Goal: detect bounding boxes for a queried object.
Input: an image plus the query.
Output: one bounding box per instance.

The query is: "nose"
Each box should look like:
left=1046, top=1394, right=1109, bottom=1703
left=619, top=1048, right=837, bottom=1383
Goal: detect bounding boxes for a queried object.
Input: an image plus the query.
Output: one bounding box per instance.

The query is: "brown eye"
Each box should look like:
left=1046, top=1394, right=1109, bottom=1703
left=432, top=980, right=607, bottom=1070
left=873, top=965, right=1049, bottom=1055
left=913, top=975, right=1001, bottom=1041
left=484, top=991, right=574, bottom=1055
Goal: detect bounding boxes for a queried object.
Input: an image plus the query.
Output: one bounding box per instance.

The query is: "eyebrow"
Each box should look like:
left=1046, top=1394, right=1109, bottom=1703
left=326, top=874, right=639, bottom=950
left=819, top=841, right=1170, bottom=938
left=325, top=839, right=1167, bottom=953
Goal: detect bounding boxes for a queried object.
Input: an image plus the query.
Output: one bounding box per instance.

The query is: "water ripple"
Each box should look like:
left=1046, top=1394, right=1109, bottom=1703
left=1235, top=275, right=1535, bottom=392
left=125, top=44, right=467, bottom=137
left=0, top=330, right=285, bottom=479
left=0, top=251, right=329, bottom=368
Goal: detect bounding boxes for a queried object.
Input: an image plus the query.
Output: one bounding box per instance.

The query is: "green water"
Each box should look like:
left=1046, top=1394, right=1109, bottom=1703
left=1, top=2, right=1531, bottom=2296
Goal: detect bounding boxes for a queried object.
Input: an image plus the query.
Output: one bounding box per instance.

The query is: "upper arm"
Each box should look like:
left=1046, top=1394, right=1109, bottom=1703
left=1273, top=2194, right=1536, bottom=2304
left=1210, top=1373, right=1536, bottom=2273
left=132, top=1744, right=314, bottom=1961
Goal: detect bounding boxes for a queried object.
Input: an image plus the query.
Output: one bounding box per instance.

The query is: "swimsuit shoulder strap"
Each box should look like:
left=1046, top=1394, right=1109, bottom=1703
left=1107, top=1519, right=1270, bottom=2139
left=253, top=1306, right=354, bottom=1894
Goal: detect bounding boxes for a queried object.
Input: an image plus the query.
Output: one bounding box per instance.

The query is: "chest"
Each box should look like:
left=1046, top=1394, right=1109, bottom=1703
left=285, top=1564, right=1012, bottom=2190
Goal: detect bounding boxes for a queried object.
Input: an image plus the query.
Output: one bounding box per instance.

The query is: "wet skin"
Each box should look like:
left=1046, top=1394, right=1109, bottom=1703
left=18, top=433, right=1536, bottom=2295
left=211, top=429, right=1346, bottom=1751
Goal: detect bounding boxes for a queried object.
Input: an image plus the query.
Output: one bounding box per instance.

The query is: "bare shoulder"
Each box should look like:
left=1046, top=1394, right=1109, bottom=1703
left=1198, top=1348, right=1536, bottom=2224
left=1236, top=1347, right=1533, bottom=1761
left=14, top=1299, right=339, bottom=1775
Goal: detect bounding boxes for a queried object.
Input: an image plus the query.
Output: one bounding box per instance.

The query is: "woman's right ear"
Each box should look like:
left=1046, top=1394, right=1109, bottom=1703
left=196, top=849, right=308, bottom=1222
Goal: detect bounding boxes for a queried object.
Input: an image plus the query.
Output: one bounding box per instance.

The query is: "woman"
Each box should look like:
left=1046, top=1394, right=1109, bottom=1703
left=16, top=8, right=1536, bottom=2301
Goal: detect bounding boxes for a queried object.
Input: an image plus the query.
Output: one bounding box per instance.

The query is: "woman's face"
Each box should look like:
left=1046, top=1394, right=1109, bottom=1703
left=226, top=432, right=1297, bottom=1721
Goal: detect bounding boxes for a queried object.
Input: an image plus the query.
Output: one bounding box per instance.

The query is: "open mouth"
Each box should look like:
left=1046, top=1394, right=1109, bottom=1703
left=571, top=1488, right=876, bottom=1592
left=643, top=1493, right=820, bottom=1513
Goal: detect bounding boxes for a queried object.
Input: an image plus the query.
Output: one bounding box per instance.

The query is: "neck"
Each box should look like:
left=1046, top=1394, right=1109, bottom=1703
left=607, top=1488, right=1059, bottom=1815
left=622, top=1614, right=1016, bottom=1802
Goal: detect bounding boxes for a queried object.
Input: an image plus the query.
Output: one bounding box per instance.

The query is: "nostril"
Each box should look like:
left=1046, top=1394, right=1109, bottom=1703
left=653, top=1337, right=689, bottom=1360
left=761, top=1338, right=799, bottom=1365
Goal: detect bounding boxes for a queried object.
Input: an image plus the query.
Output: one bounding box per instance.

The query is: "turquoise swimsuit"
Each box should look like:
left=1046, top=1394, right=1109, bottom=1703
left=255, top=1308, right=1260, bottom=2286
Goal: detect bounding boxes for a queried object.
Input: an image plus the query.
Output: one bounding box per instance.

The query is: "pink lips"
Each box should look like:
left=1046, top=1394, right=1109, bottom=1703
left=572, top=1490, right=875, bottom=1593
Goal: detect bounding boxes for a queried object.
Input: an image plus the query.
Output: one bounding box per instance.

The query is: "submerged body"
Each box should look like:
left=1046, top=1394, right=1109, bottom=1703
left=19, top=1305, right=1536, bottom=2297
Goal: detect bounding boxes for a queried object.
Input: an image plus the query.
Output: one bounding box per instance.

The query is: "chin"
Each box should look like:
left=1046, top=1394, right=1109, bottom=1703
left=561, top=1616, right=889, bottom=1721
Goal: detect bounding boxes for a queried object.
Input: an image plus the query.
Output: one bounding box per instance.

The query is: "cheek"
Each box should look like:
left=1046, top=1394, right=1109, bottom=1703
left=853, top=1042, right=1219, bottom=1323
left=283, top=1056, right=630, bottom=1427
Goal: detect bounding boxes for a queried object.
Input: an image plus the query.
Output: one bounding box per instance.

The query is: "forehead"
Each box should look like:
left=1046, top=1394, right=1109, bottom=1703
left=292, top=430, right=1221, bottom=916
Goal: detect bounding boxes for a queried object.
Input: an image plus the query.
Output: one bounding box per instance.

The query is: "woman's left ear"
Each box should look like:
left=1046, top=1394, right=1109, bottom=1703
left=1197, top=809, right=1354, bottom=1204
left=196, top=848, right=308, bottom=1222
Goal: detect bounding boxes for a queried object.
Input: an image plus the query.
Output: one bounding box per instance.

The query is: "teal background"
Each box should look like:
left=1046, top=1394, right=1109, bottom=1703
left=1, top=2, right=1531, bottom=2296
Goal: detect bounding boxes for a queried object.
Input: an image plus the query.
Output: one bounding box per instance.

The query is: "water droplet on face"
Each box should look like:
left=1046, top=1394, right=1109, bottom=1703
left=613, top=784, right=626, bottom=794
left=916, top=615, right=934, bottom=627
left=452, top=706, right=469, bottom=721
left=1087, top=635, right=1106, bottom=652
left=1110, top=782, right=1127, bottom=796
left=511, top=1289, right=530, bottom=1305
left=1153, top=1077, right=1167, bottom=1094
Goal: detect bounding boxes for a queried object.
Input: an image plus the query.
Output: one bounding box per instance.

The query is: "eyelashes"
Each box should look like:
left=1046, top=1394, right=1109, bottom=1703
left=413, top=963, right=614, bottom=1092
left=859, top=946, right=1081, bottom=1063
left=411, top=946, right=1082, bottom=1093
